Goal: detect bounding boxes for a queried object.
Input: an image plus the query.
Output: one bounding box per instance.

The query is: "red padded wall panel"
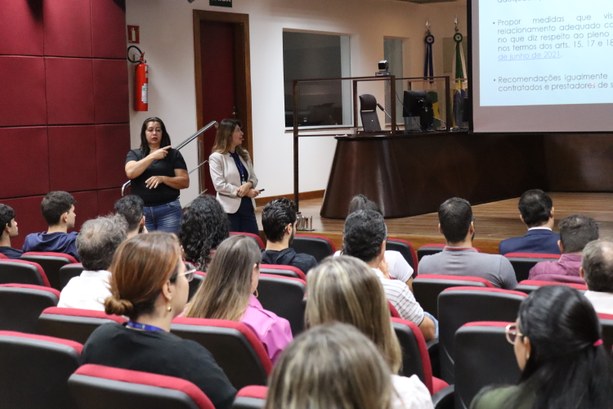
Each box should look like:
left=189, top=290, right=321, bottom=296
left=0, top=57, right=47, bottom=127
left=0, top=1, right=44, bottom=55
left=71, top=191, right=99, bottom=230
left=95, top=124, right=130, bottom=189
left=43, top=0, right=92, bottom=57
left=97, top=188, right=123, bottom=216
left=46, top=58, right=95, bottom=125
left=0, top=127, right=49, bottom=198
left=91, top=0, right=127, bottom=58
left=1, top=196, right=47, bottom=249
left=48, top=126, right=97, bottom=192
left=93, top=60, right=129, bottom=123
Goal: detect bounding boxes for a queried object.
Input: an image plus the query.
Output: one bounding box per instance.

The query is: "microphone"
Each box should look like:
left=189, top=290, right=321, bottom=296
left=376, top=103, right=392, bottom=120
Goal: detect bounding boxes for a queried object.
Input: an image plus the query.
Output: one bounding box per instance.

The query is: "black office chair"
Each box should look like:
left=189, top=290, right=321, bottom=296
left=359, top=94, right=381, bottom=132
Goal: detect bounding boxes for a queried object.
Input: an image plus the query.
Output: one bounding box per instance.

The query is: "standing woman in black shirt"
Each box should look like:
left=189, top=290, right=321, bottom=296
left=209, top=119, right=260, bottom=235
left=125, top=117, right=189, bottom=233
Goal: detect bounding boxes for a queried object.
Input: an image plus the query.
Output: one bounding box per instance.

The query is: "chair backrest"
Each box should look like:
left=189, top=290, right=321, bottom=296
left=417, top=243, right=445, bottom=261
left=598, top=313, right=613, bottom=352
left=438, top=286, right=527, bottom=383
left=258, top=273, right=306, bottom=336
left=413, top=274, right=494, bottom=319
left=232, top=385, right=267, bottom=409
left=0, top=253, right=8, bottom=259
left=259, top=264, right=306, bottom=280
left=454, top=321, right=521, bottom=409
left=171, top=317, right=272, bottom=389
left=504, top=252, right=560, bottom=282
left=0, top=284, right=60, bottom=332
left=392, top=317, right=436, bottom=394
left=69, top=364, right=215, bottom=409
left=37, top=306, right=127, bottom=344
left=59, top=263, right=84, bottom=290
left=21, top=251, right=78, bottom=290
left=516, top=279, right=587, bottom=294
left=386, top=237, right=419, bottom=269
left=0, top=330, right=82, bottom=409
left=0, top=259, right=50, bottom=286
left=230, top=231, right=265, bottom=250
left=359, top=94, right=381, bottom=132
left=291, top=233, right=336, bottom=262
left=188, top=271, right=206, bottom=301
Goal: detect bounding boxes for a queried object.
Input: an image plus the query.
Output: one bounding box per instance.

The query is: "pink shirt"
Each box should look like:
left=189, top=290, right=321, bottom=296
left=241, top=295, right=293, bottom=363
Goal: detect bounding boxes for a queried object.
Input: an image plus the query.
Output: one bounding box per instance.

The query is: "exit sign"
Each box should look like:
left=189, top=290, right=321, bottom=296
left=210, top=0, right=232, bottom=7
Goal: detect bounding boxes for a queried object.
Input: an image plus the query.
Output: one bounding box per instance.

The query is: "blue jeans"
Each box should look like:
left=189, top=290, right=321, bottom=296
left=144, top=199, right=182, bottom=234
left=228, top=197, right=259, bottom=236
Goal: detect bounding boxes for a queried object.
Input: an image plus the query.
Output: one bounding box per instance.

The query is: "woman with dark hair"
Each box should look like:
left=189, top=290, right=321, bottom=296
left=81, top=233, right=236, bottom=409
left=179, top=194, right=229, bottom=270
left=185, top=235, right=292, bottom=363
left=125, top=117, right=189, bottom=233
left=471, top=285, right=613, bottom=409
left=209, top=118, right=260, bottom=235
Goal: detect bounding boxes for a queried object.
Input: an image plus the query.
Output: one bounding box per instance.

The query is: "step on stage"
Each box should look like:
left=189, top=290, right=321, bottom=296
left=256, top=193, right=613, bottom=254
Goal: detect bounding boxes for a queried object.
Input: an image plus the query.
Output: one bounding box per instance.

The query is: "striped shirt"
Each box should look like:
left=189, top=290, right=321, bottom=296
left=372, top=268, right=425, bottom=325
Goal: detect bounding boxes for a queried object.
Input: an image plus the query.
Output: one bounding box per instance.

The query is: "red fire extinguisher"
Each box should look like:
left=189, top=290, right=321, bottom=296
left=128, top=46, right=148, bottom=111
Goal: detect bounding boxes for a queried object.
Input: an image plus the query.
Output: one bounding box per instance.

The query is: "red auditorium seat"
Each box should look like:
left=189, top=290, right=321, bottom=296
left=37, top=306, right=127, bottom=344
left=21, top=251, right=78, bottom=290
left=516, top=279, right=587, bottom=294
left=0, top=259, right=50, bottom=287
left=386, top=237, right=419, bottom=269
left=504, top=252, right=560, bottom=282
left=230, top=231, right=265, bottom=250
left=171, top=317, right=272, bottom=389
left=259, top=264, right=306, bottom=280
left=417, top=243, right=445, bottom=261
left=258, top=273, right=306, bottom=336
left=291, top=233, right=336, bottom=262
left=0, top=284, right=59, bottom=332
left=69, top=364, right=215, bottom=409
left=232, top=385, right=268, bottom=409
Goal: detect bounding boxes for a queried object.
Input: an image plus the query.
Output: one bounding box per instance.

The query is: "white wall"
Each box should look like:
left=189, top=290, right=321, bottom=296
left=125, top=0, right=467, bottom=205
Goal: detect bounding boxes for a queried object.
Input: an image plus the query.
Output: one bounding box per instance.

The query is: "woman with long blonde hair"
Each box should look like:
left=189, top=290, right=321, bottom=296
left=306, top=255, right=433, bottom=409
left=185, top=235, right=292, bottom=362
left=265, top=323, right=395, bottom=409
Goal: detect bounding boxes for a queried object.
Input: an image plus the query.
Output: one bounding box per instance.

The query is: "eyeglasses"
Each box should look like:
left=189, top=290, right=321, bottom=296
left=505, top=323, right=524, bottom=345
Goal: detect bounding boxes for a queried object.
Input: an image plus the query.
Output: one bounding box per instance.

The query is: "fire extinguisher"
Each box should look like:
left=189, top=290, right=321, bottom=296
left=128, top=45, right=148, bottom=111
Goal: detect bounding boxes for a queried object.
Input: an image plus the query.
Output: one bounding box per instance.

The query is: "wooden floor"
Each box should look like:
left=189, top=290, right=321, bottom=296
left=256, top=193, right=613, bottom=254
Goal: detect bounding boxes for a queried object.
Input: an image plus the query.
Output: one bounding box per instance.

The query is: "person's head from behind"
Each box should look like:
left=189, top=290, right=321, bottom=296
left=518, top=189, right=553, bottom=227
left=76, top=215, right=127, bottom=271
left=105, top=233, right=188, bottom=321
left=581, top=239, right=613, bottom=293
left=186, top=235, right=261, bottom=321
left=347, top=194, right=381, bottom=214
left=0, top=204, right=18, bottom=238
left=139, top=116, right=171, bottom=154
left=558, top=214, right=599, bottom=253
left=343, top=209, right=386, bottom=263
left=262, top=198, right=297, bottom=244
left=212, top=118, right=244, bottom=154
left=438, top=197, right=473, bottom=244
left=265, top=322, right=394, bottom=409
left=306, top=255, right=401, bottom=373
left=114, top=195, right=145, bottom=237
left=41, top=191, right=76, bottom=228
left=505, top=285, right=610, bottom=407
left=179, top=194, right=229, bottom=269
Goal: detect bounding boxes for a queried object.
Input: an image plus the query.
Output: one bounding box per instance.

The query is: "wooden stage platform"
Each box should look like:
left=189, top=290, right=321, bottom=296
left=255, top=192, right=613, bottom=254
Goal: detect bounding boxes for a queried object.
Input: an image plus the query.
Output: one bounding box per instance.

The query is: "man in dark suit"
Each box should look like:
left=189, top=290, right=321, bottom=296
left=499, top=189, right=560, bottom=255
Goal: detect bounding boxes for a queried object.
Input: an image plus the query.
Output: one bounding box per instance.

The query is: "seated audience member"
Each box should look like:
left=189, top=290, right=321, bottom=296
left=22, top=191, right=79, bottom=259
left=418, top=197, right=517, bottom=289
left=114, top=195, right=147, bottom=239
left=470, top=286, right=612, bottom=409
left=58, top=215, right=127, bottom=310
left=343, top=209, right=436, bottom=340
left=0, top=204, right=23, bottom=259
left=266, top=323, right=398, bottom=409
left=178, top=194, right=229, bottom=270
left=343, top=194, right=415, bottom=288
left=185, top=235, right=292, bottom=363
left=581, top=240, right=613, bottom=315
left=528, top=214, right=599, bottom=282
left=81, top=233, right=236, bottom=409
left=499, top=189, right=560, bottom=255
left=261, top=198, right=317, bottom=274
left=306, top=256, right=434, bottom=409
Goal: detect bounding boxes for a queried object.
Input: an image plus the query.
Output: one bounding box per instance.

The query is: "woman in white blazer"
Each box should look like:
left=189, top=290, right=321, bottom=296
left=209, top=119, right=260, bottom=235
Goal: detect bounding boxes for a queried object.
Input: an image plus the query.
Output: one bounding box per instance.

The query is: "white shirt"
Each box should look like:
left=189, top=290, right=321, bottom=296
left=584, top=290, right=613, bottom=315
left=391, top=374, right=434, bottom=409
left=58, top=270, right=112, bottom=311
left=372, top=268, right=425, bottom=325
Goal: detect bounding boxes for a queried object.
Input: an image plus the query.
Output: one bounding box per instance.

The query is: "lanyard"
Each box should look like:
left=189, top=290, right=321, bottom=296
left=126, top=321, right=164, bottom=332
